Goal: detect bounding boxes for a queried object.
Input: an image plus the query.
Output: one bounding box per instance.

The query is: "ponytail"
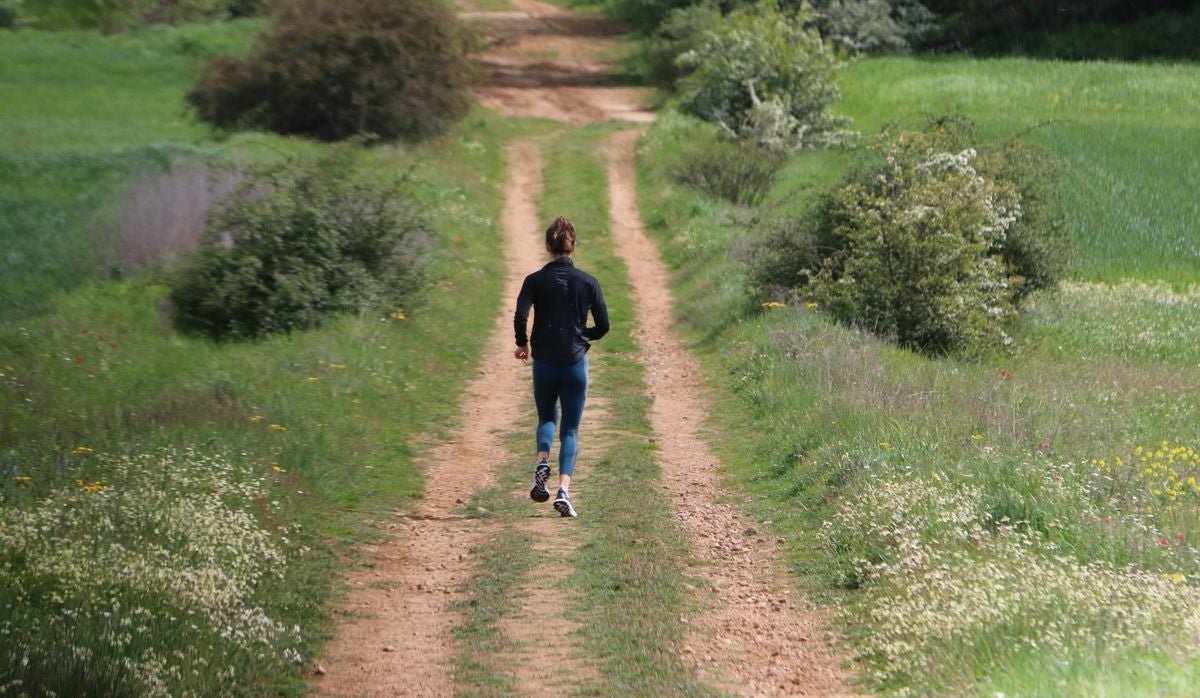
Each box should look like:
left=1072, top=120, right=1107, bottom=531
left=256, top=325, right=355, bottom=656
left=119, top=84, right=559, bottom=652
left=545, top=216, right=576, bottom=255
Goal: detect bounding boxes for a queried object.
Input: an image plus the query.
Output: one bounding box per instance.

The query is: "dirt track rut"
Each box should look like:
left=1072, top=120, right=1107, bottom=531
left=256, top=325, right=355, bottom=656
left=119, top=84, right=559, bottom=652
left=316, top=2, right=857, bottom=695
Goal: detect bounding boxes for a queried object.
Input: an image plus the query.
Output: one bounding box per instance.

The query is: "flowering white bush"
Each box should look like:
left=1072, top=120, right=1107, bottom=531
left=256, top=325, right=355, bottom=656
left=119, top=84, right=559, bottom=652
left=823, top=465, right=1200, bottom=692
left=676, top=4, right=851, bottom=151
left=0, top=448, right=303, bottom=695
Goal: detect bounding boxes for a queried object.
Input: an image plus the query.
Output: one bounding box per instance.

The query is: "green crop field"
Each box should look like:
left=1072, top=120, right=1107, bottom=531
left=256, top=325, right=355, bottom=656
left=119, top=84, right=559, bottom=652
left=637, top=55, right=1200, bottom=695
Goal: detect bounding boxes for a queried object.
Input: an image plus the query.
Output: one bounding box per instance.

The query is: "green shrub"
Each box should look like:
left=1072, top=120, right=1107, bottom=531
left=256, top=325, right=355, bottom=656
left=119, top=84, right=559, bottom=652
left=637, top=1, right=723, bottom=86
left=186, top=0, right=476, bottom=142
left=748, top=116, right=1070, bottom=356
left=170, top=149, right=429, bottom=340
left=808, top=0, right=935, bottom=53
left=676, top=2, right=850, bottom=150
left=670, top=129, right=786, bottom=206
left=0, top=0, right=26, bottom=29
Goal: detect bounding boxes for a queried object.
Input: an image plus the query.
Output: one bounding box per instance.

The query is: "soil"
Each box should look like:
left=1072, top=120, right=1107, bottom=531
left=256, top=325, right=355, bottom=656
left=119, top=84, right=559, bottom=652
left=316, top=3, right=857, bottom=696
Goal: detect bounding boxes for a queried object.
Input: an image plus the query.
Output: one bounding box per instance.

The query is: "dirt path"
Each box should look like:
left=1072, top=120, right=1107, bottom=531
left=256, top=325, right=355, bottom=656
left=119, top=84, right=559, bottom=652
left=606, top=130, right=857, bottom=696
left=313, top=141, right=546, bottom=697
left=318, top=3, right=857, bottom=695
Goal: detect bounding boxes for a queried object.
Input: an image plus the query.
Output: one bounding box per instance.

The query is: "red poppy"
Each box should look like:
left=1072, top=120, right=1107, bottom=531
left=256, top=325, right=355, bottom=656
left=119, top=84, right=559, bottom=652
left=1040, top=441, right=1050, bottom=450
left=998, top=370, right=1013, bottom=380
left=1176, top=533, right=1185, bottom=543
left=74, top=356, right=84, bottom=364
left=1160, top=538, right=1170, bottom=546
left=109, top=343, right=117, bottom=349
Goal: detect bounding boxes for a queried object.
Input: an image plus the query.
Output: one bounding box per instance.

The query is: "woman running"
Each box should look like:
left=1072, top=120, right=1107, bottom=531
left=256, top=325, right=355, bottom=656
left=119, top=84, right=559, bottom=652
left=513, top=216, right=609, bottom=517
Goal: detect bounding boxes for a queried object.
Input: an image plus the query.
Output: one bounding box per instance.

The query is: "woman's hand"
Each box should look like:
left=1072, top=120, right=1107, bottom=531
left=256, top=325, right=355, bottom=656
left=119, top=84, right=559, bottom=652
left=514, top=345, right=529, bottom=363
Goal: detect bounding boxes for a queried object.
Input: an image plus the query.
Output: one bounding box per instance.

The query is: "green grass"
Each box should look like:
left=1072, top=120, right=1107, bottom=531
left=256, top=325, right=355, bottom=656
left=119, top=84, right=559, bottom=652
left=777, top=57, right=1200, bottom=286
left=0, top=20, right=265, bottom=318
left=0, top=20, right=540, bottom=695
left=633, top=55, right=1200, bottom=695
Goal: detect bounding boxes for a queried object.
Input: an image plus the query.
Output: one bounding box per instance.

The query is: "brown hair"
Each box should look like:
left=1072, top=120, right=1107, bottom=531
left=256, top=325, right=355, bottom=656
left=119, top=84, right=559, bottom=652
left=545, top=216, right=576, bottom=256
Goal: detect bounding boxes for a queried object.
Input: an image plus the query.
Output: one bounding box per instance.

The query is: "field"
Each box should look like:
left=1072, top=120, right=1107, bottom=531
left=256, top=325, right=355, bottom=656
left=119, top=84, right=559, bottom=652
left=636, top=55, right=1200, bottom=694
left=0, top=21, right=529, bottom=694
left=4, top=5, right=1200, bottom=695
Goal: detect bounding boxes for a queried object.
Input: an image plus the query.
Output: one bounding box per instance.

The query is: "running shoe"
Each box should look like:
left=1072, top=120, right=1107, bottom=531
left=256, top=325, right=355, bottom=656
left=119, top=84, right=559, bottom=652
left=553, top=488, right=577, bottom=518
left=530, top=460, right=551, bottom=502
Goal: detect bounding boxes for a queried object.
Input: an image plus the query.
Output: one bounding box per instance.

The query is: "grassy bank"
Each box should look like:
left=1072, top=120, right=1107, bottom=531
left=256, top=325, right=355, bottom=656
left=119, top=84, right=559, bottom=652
left=0, top=21, right=528, bottom=695
left=635, top=55, right=1200, bottom=695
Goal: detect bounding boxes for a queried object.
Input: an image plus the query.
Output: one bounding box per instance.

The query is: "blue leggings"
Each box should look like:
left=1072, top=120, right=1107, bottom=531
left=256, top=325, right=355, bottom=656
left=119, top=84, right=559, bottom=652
left=532, top=356, right=588, bottom=477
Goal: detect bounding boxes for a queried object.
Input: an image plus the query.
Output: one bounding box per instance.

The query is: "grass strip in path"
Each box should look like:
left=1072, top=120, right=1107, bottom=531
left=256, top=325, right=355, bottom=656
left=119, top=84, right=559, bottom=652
left=536, top=124, right=714, bottom=695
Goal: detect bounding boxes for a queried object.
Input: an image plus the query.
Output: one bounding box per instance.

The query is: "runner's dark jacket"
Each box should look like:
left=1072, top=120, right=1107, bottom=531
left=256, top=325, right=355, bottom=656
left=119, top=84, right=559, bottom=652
left=514, top=257, right=609, bottom=366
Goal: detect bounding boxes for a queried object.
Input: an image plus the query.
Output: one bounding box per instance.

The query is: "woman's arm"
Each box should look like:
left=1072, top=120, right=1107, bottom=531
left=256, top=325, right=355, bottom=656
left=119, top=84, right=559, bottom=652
left=585, top=285, right=609, bottom=341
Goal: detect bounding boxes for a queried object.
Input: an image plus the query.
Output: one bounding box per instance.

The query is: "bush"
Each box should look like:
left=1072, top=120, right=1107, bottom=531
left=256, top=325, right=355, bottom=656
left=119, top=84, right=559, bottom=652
left=0, top=1, right=19, bottom=28
left=637, top=1, right=723, bottom=86
left=676, top=2, right=850, bottom=150
left=808, top=0, right=935, bottom=53
left=749, top=116, right=1074, bottom=356
left=170, top=149, right=430, bottom=340
left=186, top=0, right=476, bottom=142
left=670, top=129, right=786, bottom=206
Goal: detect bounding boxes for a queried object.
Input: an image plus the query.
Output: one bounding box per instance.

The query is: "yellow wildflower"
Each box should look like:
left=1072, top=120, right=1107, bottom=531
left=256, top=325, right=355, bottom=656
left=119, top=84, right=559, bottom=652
left=760, top=301, right=786, bottom=309
left=268, top=423, right=287, bottom=432
left=329, top=363, right=347, bottom=369
left=805, top=302, right=818, bottom=309
left=71, top=446, right=93, bottom=457
left=250, top=415, right=263, bottom=423
left=972, top=434, right=984, bottom=441
left=15, top=475, right=31, bottom=483
left=307, top=376, right=320, bottom=383
left=390, top=309, right=406, bottom=321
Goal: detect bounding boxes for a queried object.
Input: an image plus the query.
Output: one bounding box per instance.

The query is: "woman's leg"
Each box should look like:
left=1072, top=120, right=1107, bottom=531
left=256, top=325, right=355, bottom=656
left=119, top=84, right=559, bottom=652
left=531, top=359, right=561, bottom=461
left=556, top=356, right=589, bottom=489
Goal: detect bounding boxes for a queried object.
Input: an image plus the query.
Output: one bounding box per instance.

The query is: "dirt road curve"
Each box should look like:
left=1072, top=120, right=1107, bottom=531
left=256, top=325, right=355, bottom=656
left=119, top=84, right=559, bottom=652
left=463, top=0, right=655, bottom=124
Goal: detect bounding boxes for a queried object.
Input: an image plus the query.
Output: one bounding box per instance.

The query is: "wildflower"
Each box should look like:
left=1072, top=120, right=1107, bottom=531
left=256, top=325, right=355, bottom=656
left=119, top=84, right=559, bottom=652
left=306, top=376, right=320, bottom=383
left=75, top=356, right=84, bottom=364
left=998, top=370, right=1013, bottom=380
left=805, top=302, right=819, bottom=309
left=879, top=441, right=891, bottom=449
left=81, top=328, right=89, bottom=334
left=329, top=363, right=347, bottom=369
left=1176, top=533, right=1185, bottom=543
left=972, top=434, right=984, bottom=441
left=109, top=342, right=117, bottom=349
left=1159, top=538, right=1170, bottom=546
left=268, top=423, right=287, bottom=432
left=15, top=475, right=31, bottom=483
left=390, top=309, right=406, bottom=321
left=71, top=446, right=94, bottom=457
left=250, top=415, right=263, bottom=423
left=1040, top=441, right=1051, bottom=450
left=351, top=398, right=362, bottom=405
left=272, top=464, right=282, bottom=473
left=761, top=301, right=786, bottom=309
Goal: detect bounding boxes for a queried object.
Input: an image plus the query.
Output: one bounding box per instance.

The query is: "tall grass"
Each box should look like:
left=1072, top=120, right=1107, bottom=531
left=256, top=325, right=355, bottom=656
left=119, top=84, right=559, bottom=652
left=633, top=54, right=1200, bottom=695
left=0, top=19, right=538, bottom=694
